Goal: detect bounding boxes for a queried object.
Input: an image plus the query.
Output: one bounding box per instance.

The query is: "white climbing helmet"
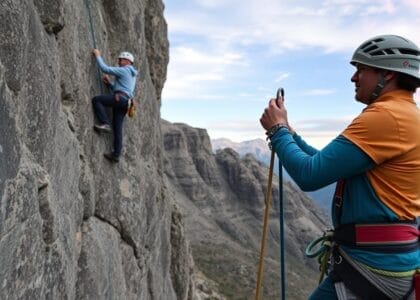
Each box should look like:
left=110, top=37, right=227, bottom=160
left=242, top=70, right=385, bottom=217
left=118, top=51, right=134, bottom=63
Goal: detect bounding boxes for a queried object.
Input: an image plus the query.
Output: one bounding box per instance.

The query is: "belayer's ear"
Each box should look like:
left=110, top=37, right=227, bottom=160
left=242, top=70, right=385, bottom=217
left=384, top=70, right=397, bottom=81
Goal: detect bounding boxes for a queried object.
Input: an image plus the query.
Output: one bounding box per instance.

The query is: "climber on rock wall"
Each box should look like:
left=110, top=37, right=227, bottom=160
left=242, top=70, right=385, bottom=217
left=91, top=49, right=138, bottom=163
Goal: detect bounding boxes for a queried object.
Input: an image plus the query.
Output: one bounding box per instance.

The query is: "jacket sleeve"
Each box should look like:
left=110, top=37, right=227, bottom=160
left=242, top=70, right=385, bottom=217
left=96, top=56, right=127, bottom=77
left=270, top=128, right=375, bottom=191
left=292, top=132, right=318, bottom=155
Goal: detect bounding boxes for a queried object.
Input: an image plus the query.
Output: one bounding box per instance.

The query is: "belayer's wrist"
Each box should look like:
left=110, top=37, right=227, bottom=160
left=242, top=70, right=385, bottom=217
left=266, top=123, right=289, bottom=139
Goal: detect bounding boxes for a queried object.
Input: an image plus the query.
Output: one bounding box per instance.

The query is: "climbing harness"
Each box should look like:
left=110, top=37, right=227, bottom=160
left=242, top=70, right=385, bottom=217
left=306, top=178, right=420, bottom=298
left=115, top=92, right=137, bottom=118
left=415, top=271, right=420, bottom=300
left=255, top=88, right=286, bottom=300
left=331, top=247, right=417, bottom=300
left=333, top=222, right=419, bottom=253
left=84, top=0, right=103, bottom=94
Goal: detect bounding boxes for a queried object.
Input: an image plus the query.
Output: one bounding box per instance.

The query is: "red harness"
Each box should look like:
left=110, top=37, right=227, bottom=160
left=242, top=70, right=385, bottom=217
left=333, top=180, right=419, bottom=249
left=332, top=179, right=420, bottom=299
left=355, top=223, right=418, bottom=245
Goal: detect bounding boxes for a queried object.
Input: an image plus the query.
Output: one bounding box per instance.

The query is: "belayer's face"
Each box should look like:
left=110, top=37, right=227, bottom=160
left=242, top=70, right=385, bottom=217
left=351, top=63, right=382, bottom=104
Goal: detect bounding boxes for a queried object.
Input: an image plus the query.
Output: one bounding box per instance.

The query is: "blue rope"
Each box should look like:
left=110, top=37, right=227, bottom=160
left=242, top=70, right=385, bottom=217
left=276, top=88, right=286, bottom=300
left=84, top=0, right=103, bottom=94
left=279, top=159, right=286, bottom=300
left=84, top=0, right=96, bottom=48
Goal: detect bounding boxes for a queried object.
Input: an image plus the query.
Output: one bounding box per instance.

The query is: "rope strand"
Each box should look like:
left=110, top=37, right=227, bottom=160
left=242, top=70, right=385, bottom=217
left=278, top=157, right=286, bottom=299
left=84, top=0, right=103, bottom=94
left=255, top=149, right=276, bottom=300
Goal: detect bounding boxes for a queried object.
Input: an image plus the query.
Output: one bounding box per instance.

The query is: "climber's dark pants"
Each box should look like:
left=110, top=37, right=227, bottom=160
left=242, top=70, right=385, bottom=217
left=92, top=94, right=128, bottom=157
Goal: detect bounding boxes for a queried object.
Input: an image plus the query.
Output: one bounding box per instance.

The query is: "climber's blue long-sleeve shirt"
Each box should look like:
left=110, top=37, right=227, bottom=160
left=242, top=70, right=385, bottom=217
left=270, top=128, right=419, bottom=272
left=96, top=56, right=138, bottom=98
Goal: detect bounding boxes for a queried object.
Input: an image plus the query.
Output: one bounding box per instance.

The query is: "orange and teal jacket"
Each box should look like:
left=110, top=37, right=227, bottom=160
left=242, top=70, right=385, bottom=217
left=270, top=90, right=420, bottom=272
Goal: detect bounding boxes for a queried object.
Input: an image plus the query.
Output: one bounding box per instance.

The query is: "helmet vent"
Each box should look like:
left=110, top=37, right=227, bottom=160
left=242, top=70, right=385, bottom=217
left=399, top=48, right=419, bottom=56
left=363, top=44, right=379, bottom=53
left=371, top=50, right=385, bottom=56
left=360, top=38, right=385, bottom=53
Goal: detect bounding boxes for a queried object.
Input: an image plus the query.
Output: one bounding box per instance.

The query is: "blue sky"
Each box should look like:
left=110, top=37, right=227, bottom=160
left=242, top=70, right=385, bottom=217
left=161, top=0, right=420, bottom=148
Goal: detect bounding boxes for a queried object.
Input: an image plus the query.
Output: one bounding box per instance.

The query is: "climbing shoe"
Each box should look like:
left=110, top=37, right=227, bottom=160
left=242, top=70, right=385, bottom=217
left=104, top=152, right=119, bottom=163
left=93, top=124, right=112, bottom=133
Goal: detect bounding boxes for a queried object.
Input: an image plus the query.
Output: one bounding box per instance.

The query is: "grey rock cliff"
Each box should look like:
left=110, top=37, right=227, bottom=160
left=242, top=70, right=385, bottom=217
left=162, top=121, right=330, bottom=300
left=0, top=1, right=192, bottom=299
left=212, top=137, right=335, bottom=213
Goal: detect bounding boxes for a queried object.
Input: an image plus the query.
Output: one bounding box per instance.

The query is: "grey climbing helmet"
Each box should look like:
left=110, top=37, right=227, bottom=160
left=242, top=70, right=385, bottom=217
left=350, top=35, right=420, bottom=81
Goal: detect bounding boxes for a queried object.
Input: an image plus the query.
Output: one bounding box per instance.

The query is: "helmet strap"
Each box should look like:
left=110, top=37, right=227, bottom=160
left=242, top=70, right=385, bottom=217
left=369, top=74, right=386, bottom=103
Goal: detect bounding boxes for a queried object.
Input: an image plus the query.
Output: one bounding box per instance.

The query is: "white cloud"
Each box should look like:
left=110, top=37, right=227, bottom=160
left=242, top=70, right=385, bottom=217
left=194, top=0, right=227, bottom=9
left=360, top=0, right=396, bottom=16
left=165, top=0, right=420, bottom=96
left=167, top=0, right=420, bottom=55
left=171, top=47, right=244, bottom=66
left=163, top=0, right=420, bottom=144
left=204, top=116, right=354, bottom=148
left=205, top=120, right=264, bottom=143
left=275, top=73, right=290, bottom=82
left=163, top=46, right=246, bottom=100
left=294, top=117, right=353, bottom=133
left=301, top=89, right=336, bottom=96
left=270, top=2, right=412, bottom=50
left=402, top=0, right=420, bottom=10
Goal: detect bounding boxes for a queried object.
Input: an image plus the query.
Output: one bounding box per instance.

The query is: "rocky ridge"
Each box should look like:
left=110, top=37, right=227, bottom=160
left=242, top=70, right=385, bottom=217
left=0, top=1, right=193, bottom=299
left=163, top=121, right=330, bottom=299
left=212, top=137, right=335, bottom=212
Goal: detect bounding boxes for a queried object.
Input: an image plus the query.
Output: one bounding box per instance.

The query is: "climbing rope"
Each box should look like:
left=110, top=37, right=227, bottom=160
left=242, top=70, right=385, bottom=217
left=84, top=0, right=103, bottom=94
left=84, top=0, right=97, bottom=48
left=255, top=88, right=287, bottom=300
left=255, top=149, right=276, bottom=300
left=305, top=231, right=334, bottom=284
left=277, top=88, right=286, bottom=300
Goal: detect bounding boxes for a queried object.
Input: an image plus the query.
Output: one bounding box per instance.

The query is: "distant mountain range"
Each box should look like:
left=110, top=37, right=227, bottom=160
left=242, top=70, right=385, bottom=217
left=212, top=138, right=335, bottom=214
left=212, top=138, right=271, bottom=164
left=163, top=121, right=330, bottom=299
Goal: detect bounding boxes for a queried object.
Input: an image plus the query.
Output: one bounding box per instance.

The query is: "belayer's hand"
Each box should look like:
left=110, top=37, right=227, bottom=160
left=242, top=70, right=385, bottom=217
left=92, top=49, right=101, bottom=57
left=260, top=98, right=289, bottom=131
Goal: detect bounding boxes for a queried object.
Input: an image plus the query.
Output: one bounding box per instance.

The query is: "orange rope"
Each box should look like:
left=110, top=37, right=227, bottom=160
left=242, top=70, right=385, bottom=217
left=255, top=149, right=276, bottom=300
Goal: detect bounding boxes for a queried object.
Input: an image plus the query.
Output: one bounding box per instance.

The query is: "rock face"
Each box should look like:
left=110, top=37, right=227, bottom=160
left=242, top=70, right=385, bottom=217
left=0, top=1, right=193, bottom=299
left=212, top=137, right=335, bottom=213
left=162, top=121, right=330, bottom=300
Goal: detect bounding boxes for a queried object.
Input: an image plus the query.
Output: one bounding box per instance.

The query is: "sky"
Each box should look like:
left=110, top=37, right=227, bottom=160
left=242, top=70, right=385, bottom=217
left=161, top=0, right=420, bottom=149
